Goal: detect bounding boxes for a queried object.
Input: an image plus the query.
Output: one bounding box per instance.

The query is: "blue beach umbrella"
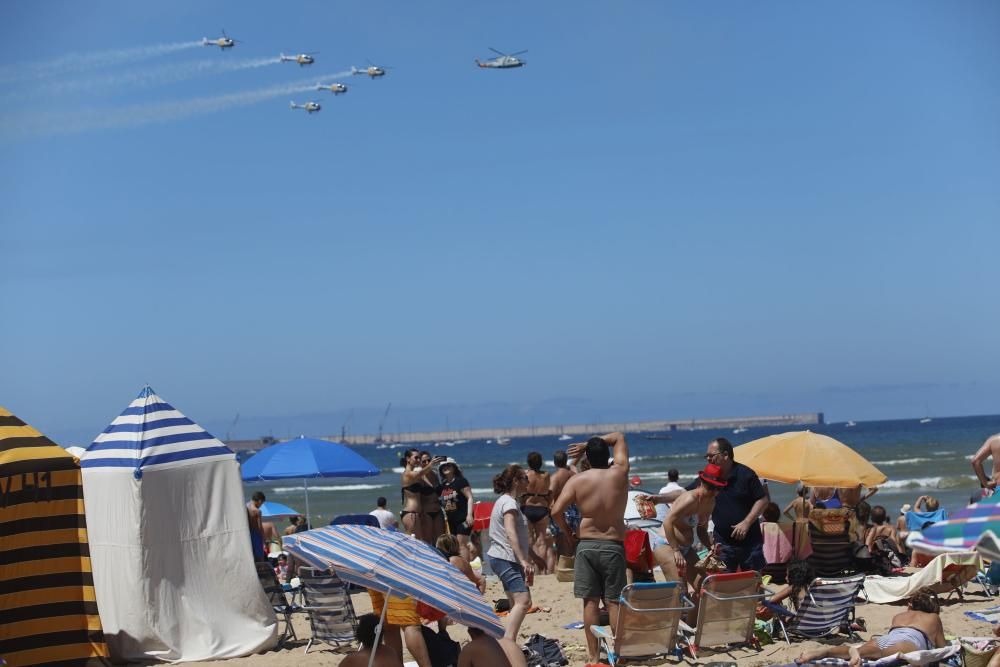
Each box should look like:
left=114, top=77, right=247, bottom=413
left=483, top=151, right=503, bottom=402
left=284, top=525, right=503, bottom=645
left=259, top=501, right=300, bottom=520
left=240, top=436, right=379, bottom=523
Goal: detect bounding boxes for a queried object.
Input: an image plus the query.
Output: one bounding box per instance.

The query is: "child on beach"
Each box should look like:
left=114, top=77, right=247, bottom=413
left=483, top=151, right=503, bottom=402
left=768, top=560, right=816, bottom=611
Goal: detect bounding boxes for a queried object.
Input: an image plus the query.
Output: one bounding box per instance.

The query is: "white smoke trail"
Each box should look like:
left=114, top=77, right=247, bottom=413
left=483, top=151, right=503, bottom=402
left=1, top=56, right=283, bottom=101
left=0, top=41, right=204, bottom=85
left=0, top=70, right=354, bottom=141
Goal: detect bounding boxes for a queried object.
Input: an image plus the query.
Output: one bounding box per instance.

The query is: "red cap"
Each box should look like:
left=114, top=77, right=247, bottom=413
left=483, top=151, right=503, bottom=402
left=630, top=475, right=642, bottom=487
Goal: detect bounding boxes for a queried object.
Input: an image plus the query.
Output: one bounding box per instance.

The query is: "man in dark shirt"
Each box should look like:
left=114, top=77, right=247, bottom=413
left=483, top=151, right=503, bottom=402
left=702, top=437, right=769, bottom=572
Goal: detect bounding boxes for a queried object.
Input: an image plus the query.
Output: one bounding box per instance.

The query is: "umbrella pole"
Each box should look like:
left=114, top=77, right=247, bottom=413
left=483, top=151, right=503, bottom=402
left=304, top=479, right=311, bottom=529
left=369, top=587, right=390, bottom=667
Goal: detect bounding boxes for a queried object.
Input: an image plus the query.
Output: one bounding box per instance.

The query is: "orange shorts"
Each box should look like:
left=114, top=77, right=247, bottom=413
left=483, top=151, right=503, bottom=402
left=367, top=590, right=421, bottom=627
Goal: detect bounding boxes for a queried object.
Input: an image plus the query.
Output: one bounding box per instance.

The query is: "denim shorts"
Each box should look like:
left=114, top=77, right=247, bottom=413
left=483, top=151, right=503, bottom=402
left=487, top=555, right=528, bottom=594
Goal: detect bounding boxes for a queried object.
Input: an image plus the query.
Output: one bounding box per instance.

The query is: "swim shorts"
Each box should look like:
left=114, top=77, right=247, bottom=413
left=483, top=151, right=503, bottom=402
left=574, top=539, right=626, bottom=601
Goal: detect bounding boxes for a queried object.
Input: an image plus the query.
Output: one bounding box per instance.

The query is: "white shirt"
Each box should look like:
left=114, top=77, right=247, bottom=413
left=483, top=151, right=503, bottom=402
left=369, top=508, right=397, bottom=529
left=656, top=481, right=685, bottom=522
left=487, top=494, right=529, bottom=563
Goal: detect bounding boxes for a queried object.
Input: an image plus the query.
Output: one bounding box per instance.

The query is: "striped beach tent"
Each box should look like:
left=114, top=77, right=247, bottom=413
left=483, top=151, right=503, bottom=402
left=0, top=405, right=110, bottom=667
left=81, top=386, right=277, bottom=662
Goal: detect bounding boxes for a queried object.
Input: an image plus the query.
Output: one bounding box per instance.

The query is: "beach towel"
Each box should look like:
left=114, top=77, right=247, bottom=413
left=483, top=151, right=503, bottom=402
left=776, top=639, right=960, bottom=665
left=965, top=603, right=1000, bottom=624
left=905, top=509, right=948, bottom=532
left=863, top=551, right=981, bottom=603
left=763, top=522, right=795, bottom=564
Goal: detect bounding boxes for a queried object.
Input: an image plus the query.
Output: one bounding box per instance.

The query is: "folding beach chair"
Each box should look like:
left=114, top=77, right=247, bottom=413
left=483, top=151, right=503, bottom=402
left=679, top=570, right=767, bottom=658
left=255, top=561, right=301, bottom=645
left=765, top=573, right=866, bottom=644
left=298, top=566, right=359, bottom=654
left=329, top=513, right=381, bottom=528
left=808, top=508, right=857, bottom=578
left=589, top=581, right=694, bottom=666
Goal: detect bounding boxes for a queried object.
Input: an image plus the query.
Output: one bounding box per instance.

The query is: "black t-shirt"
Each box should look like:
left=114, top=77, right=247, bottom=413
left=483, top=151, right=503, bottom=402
left=687, top=461, right=766, bottom=546
left=439, top=477, right=470, bottom=518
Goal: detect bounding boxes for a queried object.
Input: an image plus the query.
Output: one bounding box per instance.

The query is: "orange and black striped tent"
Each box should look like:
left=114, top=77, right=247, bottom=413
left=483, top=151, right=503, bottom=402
left=0, top=405, right=109, bottom=667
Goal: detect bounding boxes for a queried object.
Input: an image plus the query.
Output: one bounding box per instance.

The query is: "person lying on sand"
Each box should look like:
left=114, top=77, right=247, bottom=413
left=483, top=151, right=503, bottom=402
left=795, top=587, right=945, bottom=666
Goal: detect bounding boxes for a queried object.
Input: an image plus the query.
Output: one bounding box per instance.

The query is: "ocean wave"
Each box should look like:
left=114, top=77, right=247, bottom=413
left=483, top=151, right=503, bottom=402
left=877, top=475, right=977, bottom=492
left=271, top=484, right=389, bottom=493
left=934, top=451, right=955, bottom=456
left=871, top=457, right=932, bottom=466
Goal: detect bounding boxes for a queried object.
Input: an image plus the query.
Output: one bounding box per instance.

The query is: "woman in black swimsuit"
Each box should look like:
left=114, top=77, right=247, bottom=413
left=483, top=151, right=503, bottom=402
left=523, top=451, right=556, bottom=574
left=419, top=451, right=446, bottom=540
left=399, top=449, right=442, bottom=544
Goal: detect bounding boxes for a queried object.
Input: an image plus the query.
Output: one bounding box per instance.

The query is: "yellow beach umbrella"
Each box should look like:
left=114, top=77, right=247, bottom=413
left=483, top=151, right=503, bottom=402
left=733, top=430, right=887, bottom=487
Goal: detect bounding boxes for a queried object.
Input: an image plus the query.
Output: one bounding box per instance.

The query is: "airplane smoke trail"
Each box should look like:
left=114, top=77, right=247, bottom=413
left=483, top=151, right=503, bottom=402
left=1, top=70, right=354, bottom=142
left=1, top=56, right=284, bottom=101
left=0, top=41, right=204, bottom=85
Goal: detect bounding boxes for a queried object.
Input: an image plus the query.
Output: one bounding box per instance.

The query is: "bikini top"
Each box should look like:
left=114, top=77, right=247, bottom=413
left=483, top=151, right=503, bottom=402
left=403, top=482, right=437, bottom=496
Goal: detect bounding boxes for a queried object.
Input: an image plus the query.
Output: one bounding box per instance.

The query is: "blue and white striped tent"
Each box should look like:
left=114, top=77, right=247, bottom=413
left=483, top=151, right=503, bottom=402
left=82, top=385, right=234, bottom=476
left=81, top=386, right=277, bottom=662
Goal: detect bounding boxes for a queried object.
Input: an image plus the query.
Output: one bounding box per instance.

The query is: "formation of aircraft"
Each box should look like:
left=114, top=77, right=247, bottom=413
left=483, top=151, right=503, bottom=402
left=289, top=101, right=321, bottom=114
left=280, top=52, right=318, bottom=66
left=199, top=32, right=528, bottom=117
left=202, top=29, right=239, bottom=49
left=476, top=48, right=527, bottom=69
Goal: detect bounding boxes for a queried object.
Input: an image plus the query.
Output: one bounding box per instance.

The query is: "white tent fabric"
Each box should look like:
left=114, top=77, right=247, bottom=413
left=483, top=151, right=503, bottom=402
left=81, top=386, right=277, bottom=662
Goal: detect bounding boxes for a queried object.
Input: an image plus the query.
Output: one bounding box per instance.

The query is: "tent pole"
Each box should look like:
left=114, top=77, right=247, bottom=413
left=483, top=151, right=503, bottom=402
left=369, top=587, right=390, bottom=667
left=304, top=479, right=311, bottom=528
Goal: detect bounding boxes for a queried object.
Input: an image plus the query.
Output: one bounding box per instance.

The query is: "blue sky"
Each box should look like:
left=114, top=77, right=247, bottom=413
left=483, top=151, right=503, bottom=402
left=2, top=1, right=998, bottom=444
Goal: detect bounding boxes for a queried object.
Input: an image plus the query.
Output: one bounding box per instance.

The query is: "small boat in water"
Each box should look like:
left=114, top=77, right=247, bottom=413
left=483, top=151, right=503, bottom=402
left=846, top=421, right=857, bottom=427
left=920, top=418, right=932, bottom=424
left=733, top=427, right=748, bottom=435
left=558, top=434, right=572, bottom=441
left=497, top=437, right=511, bottom=446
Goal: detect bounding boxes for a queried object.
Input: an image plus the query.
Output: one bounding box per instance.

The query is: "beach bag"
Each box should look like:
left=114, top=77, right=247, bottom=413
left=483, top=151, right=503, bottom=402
left=555, top=555, right=575, bottom=582
left=695, top=548, right=727, bottom=575
left=421, top=625, right=460, bottom=667
left=523, top=634, right=568, bottom=666
left=625, top=529, right=653, bottom=570
left=961, top=639, right=999, bottom=667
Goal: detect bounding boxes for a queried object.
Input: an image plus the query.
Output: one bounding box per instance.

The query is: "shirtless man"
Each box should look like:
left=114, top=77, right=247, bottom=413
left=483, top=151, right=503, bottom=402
left=549, top=450, right=576, bottom=556
left=972, top=434, right=1000, bottom=492
left=551, top=432, right=629, bottom=664
left=661, top=464, right=726, bottom=590
left=340, top=613, right=402, bottom=667
left=458, top=627, right=527, bottom=667
left=797, top=587, right=945, bottom=666
left=246, top=492, right=266, bottom=561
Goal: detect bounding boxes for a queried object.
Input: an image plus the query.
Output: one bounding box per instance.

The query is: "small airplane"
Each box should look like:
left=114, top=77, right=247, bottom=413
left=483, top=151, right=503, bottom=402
left=202, top=29, right=239, bottom=49
left=316, top=82, right=348, bottom=94
left=352, top=62, right=388, bottom=78
left=280, top=52, right=318, bottom=66
left=476, top=48, right=527, bottom=69
left=289, top=100, right=321, bottom=114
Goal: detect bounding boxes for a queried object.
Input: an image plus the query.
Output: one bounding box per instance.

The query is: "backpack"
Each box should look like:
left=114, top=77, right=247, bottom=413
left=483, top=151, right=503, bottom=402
left=420, top=625, right=460, bottom=667
left=523, top=634, right=568, bottom=667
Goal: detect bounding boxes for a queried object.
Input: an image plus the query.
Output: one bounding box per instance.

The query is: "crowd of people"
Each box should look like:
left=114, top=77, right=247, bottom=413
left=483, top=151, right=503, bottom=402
left=246, top=431, right=1000, bottom=666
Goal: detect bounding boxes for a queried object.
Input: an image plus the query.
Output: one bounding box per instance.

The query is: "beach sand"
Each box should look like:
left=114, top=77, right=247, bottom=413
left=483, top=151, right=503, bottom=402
left=192, top=570, right=998, bottom=666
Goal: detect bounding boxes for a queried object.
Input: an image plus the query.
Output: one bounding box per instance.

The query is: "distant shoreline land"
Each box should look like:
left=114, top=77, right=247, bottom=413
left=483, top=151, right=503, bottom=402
left=225, top=411, right=824, bottom=450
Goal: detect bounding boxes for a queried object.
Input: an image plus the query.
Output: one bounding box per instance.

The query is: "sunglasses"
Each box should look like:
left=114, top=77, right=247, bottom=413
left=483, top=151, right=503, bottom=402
left=704, top=452, right=720, bottom=460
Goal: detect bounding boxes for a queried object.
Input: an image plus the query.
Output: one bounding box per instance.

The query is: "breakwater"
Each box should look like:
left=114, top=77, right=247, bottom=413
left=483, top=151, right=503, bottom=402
left=226, top=412, right=823, bottom=450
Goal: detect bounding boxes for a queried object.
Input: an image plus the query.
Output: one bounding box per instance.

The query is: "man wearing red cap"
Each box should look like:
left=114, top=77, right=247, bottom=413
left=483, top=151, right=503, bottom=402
left=661, top=463, right=727, bottom=589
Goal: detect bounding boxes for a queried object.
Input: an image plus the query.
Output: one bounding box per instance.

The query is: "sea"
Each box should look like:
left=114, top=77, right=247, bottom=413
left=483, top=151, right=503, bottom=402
left=241, top=414, right=1000, bottom=528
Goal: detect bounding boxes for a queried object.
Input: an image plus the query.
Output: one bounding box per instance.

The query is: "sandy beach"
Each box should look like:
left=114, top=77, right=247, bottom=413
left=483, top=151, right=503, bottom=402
left=194, top=568, right=999, bottom=667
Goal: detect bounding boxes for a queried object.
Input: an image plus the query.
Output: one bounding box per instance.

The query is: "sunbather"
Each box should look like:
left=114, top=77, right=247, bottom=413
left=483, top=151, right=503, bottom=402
left=795, top=587, right=945, bottom=666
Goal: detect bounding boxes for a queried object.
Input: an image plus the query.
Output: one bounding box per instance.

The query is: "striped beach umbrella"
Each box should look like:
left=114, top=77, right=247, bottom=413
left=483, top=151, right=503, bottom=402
left=908, top=494, right=1000, bottom=561
left=0, top=405, right=110, bottom=667
left=284, top=525, right=503, bottom=638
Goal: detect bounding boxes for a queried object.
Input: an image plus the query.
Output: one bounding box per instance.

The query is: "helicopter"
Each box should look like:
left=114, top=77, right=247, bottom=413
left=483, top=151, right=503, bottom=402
left=352, top=61, right=388, bottom=78
left=280, top=52, right=318, bottom=66
left=202, top=29, right=239, bottom=49
left=289, top=101, right=321, bottom=114
left=316, top=82, right=348, bottom=94
left=476, top=48, right=527, bottom=69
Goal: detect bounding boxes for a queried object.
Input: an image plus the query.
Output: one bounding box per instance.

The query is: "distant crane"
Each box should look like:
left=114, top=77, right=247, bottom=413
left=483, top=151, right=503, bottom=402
left=377, top=402, right=392, bottom=444
left=340, top=409, right=354, bottom=442
left=225, top=412, right=240, bottom=442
